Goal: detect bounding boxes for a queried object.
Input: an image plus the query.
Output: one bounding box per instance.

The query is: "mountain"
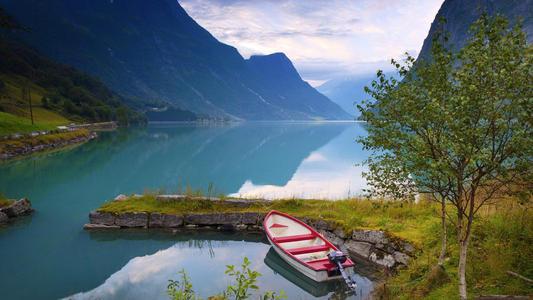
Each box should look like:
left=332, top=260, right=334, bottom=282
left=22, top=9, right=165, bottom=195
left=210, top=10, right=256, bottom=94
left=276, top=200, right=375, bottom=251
left=317, top=75, right=377, bottom=118
left=246, top=53, right=352, bottom=120
left=418, top=0, right=533, bottom=61
left=0, top=37, right=146, bottom=125
left=0, top=0, right=350, bottom=120
left=317, top=72, right=397, bottom=118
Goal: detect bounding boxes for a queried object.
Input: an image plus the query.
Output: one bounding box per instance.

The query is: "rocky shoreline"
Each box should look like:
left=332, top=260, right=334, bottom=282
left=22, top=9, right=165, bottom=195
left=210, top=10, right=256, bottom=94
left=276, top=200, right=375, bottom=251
left=0, top=131, right=97, bottom=160
left=85, top=194, right=418, bottom=269
left=0, top=198, right=34, bottom=224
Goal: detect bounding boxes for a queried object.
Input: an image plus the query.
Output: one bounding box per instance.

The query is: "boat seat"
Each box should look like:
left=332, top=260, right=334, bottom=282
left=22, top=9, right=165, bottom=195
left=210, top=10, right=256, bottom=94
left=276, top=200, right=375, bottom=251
left=273, top=233, right=316, bottom=243
left=286, top=244, right=330, bottom=255
left=269, top=223, right=288, bottom=229
left=305, top=258, right=337, bottom=271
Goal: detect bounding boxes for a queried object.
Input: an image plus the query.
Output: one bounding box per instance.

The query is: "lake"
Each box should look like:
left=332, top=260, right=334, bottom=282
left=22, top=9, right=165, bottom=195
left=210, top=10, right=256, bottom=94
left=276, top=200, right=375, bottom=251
left=0, top=121, right=373, bottom=300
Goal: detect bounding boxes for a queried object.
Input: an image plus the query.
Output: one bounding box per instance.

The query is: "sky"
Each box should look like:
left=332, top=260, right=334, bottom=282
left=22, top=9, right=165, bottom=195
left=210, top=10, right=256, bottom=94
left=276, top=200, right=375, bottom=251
left=179, top=0, right=444, bottom=86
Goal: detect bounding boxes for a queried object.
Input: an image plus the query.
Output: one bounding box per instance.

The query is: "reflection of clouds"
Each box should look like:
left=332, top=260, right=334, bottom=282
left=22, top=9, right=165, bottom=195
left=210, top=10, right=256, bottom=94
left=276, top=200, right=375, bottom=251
left=65, top=238, right=374, bottom=300
left=230, top=125, right=369, bottom=200
left=65, top=242, right=269, bottom=300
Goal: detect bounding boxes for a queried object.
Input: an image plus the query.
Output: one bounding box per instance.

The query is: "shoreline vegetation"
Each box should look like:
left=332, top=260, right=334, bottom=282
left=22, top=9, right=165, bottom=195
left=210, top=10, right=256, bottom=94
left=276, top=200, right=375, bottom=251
left=0, top=128, right=94, bottom=160
left=88, top=192, right=533, bottom=299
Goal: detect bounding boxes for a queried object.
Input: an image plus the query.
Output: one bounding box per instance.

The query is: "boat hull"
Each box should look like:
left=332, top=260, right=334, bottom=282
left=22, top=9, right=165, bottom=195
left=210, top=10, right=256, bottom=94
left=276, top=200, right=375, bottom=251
left=267, top=235, right=354, bottom=282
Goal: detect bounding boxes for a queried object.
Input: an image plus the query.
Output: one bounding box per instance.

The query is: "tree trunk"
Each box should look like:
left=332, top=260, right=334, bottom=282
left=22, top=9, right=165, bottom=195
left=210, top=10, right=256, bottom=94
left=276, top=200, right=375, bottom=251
left=438, top=199, right=447, bottom=265
left=459, top=233, right=470, bottom=300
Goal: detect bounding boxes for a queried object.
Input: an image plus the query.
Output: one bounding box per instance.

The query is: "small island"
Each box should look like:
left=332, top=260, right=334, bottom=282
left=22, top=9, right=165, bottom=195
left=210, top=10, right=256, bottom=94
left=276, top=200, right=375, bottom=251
left=0, top=197, right=33, bottom=224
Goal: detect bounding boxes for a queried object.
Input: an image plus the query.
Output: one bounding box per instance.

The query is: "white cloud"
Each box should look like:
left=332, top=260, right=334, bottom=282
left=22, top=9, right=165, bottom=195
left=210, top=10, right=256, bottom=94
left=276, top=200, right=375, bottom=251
left=179, top=0, right=444, bottom=82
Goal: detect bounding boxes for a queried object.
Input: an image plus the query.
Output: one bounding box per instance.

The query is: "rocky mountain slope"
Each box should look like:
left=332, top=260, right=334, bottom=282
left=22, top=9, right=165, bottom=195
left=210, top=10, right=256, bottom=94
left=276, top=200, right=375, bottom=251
left=0, top=0, right=350, bottom=120
left=418, top=0, right=533, bottom=61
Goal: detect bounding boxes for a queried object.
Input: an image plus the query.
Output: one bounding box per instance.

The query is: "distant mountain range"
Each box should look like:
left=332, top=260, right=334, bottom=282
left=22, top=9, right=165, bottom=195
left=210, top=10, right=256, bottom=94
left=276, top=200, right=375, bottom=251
left=317, top=74, right=388, bottom=118
left=0, top=0, right=350, bottom=121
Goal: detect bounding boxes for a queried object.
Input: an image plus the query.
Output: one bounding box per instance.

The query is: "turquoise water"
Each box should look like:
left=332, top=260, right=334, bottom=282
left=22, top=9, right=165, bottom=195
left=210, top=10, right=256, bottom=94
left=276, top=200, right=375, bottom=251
left=0, top=122, right=372, bottom=300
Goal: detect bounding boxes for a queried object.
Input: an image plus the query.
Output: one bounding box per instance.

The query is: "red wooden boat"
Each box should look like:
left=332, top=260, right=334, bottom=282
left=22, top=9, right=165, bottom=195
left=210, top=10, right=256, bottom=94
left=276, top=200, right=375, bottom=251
left=263, top=210, right=355, bottom=282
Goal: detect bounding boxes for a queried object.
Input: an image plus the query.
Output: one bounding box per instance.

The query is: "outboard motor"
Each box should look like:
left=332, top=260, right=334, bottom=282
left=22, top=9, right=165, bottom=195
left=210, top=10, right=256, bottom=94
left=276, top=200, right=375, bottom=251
left=328, top=251, right=357, bottom=291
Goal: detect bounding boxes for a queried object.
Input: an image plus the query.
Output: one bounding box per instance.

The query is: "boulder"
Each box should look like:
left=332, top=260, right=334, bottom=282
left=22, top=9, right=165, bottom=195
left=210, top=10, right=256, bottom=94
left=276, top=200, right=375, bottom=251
left=89, top=211, right=116, bottom=225
left=149, top=213, right=183, bottom=228
left=113, top=194, right=128, bottom=202
left=83, top=224, right=120, bottom=230
left=115, top=212, right=148, bottom=227
left=2, top=198, right=32, bottom=217
left=369, top=251, right=396, bottom=268
left=393, top=251, right=410, bottom=265
left=131, top=194, right=143, bottom=199
left=242, top=212, right=260, bottom=225
left=345, top=241, right=372, bottom=258
left=184, top=213, right=242, bottom=225
left=352, top=230, right=388, bottom=245
left=0, top=211, right=8, bottom=224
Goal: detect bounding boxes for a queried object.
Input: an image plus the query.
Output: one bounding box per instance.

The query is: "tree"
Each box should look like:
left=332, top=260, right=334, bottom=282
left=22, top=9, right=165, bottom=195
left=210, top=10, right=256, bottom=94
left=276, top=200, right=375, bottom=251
left=358, top=12, right=532, bottom=300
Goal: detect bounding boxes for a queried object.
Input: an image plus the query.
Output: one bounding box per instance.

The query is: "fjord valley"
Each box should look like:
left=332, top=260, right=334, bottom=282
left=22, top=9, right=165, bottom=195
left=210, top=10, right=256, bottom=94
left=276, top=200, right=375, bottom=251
left=0, top=0, right=532, bottom=300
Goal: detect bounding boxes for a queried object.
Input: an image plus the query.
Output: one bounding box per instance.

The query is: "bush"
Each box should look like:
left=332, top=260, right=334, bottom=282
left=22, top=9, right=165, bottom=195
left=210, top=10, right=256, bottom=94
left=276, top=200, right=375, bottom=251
left=167, top=257, right=286, bottom=300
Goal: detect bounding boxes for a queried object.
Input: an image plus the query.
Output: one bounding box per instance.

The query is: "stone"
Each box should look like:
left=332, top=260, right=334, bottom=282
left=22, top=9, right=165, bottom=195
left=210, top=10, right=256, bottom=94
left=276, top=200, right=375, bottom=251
left=219, top=224, right=237, bottom=231
left=236, top=224, right=248, bottom=230
left=83, top=224, right=120, bottom=230
left=257, top=213, right=268, bottom=224
left=313, top=219, right=333, bottom=231
left=223, top=199, right=251, bottom=207
left=393, top=251, right=410, bottom=265
left=184, top=213, right=242, bottom=225
left=333, top=227, right=346, bottom=239
left=149, top=213, right=183, bottom=228
left=345, top=241, right=372, bottom=258
left=318, top=230, right=343, bottom=247
left=352, top=230, right=388, bottom=245
left=156, top=195, right=187, bottom=201
left=402, top=242, right=416, bottom=255
left=113, top=194, right=128, bottom=202
left=2, top=198, right=32, bottom=217
left=132, top=194, right=143, bottom=199
left=242, top=212, right=259, bottom=225
left=369, top=251, right=396, bottom=268
left=115, top=212, right=148, bottom=227
left=89, top=211, right=116, bottom=225
left=185, top=224, right=198, bottom=229
left=0, top=211, right=8, bottom=224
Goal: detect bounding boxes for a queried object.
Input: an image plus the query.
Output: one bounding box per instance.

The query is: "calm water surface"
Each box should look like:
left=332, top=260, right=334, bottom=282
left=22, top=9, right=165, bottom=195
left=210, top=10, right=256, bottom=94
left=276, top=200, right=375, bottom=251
left=0, top=122, right=372, bottom=300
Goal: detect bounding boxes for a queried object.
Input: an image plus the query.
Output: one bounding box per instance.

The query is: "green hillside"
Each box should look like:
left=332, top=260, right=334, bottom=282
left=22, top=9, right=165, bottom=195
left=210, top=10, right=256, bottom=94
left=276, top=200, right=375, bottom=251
left=0, top=37, right=146, bottom=132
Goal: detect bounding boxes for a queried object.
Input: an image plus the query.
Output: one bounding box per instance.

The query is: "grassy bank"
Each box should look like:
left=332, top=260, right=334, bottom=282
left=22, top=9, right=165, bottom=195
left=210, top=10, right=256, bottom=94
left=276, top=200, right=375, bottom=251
left=0, top=129, right=91, bottom=155
left=98, top=194, right=533, bottom=298
left=0, top=111, right=60, bottom=135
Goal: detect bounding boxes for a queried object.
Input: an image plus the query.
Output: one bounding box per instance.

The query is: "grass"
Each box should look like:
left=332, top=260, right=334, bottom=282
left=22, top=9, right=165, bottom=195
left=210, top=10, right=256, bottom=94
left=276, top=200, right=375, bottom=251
left=0, top=129, right=91, bottom=154
left=0, top=111, right=59, bottom=135
left=0, top=198, right=13, bottom=208
left=0, top=74, right=72, bottom=135
left=98, top=193, right=533, bottom=299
